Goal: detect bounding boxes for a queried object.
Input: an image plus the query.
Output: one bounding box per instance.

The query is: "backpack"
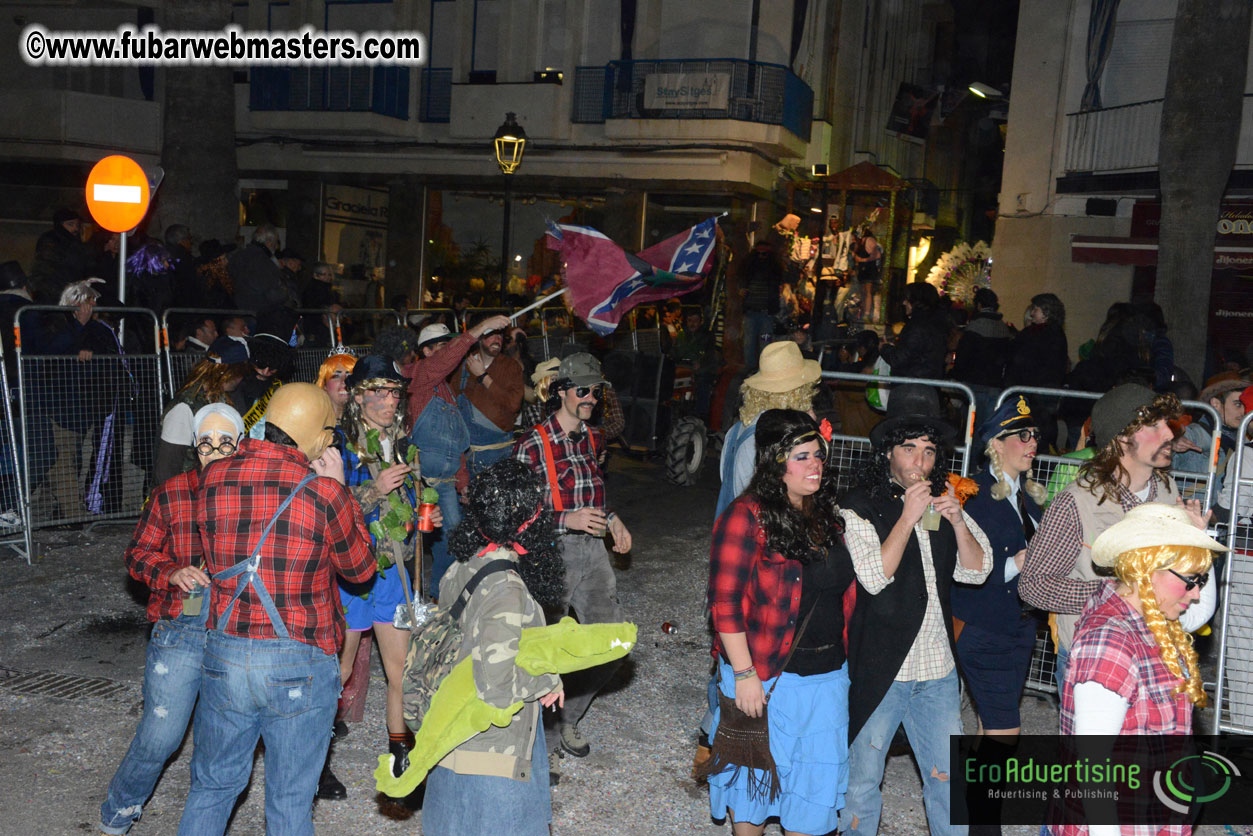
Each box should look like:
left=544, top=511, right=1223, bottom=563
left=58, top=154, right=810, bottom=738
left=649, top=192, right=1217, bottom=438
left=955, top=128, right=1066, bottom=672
left=401, top=558, right=515, bottom=733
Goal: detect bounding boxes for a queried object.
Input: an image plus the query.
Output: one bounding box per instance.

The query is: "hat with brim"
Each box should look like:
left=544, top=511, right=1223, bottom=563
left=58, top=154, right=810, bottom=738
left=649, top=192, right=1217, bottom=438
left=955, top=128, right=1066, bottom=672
left=418, top=322, right=453, bottom=349
left=744, top=341, right=821, bottom=394
left=1199, top=375, right=1250, bottom=405
left=346, top=353, right=409, bottom=390
left=975, top=394, right=1037, bottom=452
left=557, top=352, right=607, bottom=388
left=1091, top=502, right=1228, bottom=568
left=869, top=384, right=956, bottom=448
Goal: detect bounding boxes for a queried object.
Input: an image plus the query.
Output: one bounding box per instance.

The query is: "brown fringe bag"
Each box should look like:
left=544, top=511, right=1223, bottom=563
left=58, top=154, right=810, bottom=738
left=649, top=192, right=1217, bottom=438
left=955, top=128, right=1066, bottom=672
left=694, top=601, right=819, bottom=801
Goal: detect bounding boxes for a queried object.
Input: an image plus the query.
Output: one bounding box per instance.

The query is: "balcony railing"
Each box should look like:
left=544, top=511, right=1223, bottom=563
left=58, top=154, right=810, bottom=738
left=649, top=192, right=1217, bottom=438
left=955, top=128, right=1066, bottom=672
left=250, top=66, right=409, bottom=119
left=1064, top=99, right=1162, bottom=173
left=572, top=58, right=813, bottom=141
left=1065, top=94, right=1253, bottom=173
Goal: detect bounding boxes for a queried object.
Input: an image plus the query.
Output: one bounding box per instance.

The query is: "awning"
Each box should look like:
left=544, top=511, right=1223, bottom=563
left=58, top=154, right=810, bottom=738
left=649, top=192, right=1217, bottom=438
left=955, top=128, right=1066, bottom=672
left=1071, top=235, right=1253, bottom=268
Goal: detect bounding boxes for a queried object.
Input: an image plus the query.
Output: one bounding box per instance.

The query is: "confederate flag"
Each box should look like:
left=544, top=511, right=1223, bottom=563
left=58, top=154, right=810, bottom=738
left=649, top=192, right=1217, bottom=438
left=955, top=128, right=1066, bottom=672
left=545, top=216, right=719, bottom=335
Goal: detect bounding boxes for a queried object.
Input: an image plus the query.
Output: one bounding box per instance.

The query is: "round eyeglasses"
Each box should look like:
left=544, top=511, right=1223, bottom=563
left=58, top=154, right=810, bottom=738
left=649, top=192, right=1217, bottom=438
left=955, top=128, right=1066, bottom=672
left=195, top=437, right=238, bottom=457
left=999, top=428, right=1041, bottom=443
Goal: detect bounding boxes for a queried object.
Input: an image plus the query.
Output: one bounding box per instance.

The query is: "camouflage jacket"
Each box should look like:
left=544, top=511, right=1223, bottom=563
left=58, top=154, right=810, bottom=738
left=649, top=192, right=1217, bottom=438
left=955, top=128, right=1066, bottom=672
left=435, top=547, right=560, bottom=781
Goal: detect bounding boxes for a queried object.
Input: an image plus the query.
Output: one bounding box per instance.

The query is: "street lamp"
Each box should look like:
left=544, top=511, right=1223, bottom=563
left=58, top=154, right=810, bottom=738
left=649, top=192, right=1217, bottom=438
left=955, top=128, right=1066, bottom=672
left=494, top=112, right=527, bottom=304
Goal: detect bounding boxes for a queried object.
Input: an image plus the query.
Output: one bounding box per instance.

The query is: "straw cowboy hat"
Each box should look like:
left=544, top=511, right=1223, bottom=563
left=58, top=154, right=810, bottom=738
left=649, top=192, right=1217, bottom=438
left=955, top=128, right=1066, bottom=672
left=1090, top=503, right=1228, bottom=568
left=743, top=342, right=821, bottom=394
left=530, top=357, right=560, bottom=386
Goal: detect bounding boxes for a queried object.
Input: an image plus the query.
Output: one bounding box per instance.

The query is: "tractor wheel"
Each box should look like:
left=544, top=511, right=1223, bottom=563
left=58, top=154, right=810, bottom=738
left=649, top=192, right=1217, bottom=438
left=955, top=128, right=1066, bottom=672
left=665, top=417, right=708, bottom=486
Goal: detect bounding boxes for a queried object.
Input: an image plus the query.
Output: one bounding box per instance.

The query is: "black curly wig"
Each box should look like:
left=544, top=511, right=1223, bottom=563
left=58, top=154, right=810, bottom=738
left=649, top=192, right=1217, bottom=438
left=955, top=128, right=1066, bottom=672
left=449, top=459, right=565, bottom=609
left=855, top=424, right=952, bottom=502
left=743, top=409, right=844, bottom=563
left=374, top=325, right=420, bottom=364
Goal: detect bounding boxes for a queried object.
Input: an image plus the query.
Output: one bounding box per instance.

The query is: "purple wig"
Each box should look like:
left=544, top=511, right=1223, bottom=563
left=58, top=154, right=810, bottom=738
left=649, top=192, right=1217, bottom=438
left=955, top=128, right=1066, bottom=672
left=126, top=242, right=173, bottom=278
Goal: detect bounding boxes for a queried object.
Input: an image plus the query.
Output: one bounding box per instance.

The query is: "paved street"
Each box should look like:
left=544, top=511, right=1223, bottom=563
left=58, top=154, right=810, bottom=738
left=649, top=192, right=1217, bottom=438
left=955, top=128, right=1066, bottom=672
left=0, top=454, right=1229, bottom=834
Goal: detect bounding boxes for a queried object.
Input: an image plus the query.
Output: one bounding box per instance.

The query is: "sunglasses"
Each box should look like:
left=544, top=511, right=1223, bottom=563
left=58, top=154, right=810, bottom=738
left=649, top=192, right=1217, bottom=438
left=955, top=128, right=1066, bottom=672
left=195, top=437, right=238, bottom=457
left=999, top=428, right=1041, bottom=443
left=1166, top=568, right=1209, bottom=591
left=574, top=385, right=603, bottom=399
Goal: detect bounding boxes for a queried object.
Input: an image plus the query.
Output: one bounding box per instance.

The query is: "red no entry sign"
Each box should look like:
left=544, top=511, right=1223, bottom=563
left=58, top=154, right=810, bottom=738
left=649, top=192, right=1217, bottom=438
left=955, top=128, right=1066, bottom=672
left=86, top=154, right=150, bottom=233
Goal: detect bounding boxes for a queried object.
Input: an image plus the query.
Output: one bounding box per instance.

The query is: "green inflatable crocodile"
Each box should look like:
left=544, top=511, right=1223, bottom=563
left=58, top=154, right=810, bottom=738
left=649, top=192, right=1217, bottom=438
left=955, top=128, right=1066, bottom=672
left=375, top=617, right=637, bottom=797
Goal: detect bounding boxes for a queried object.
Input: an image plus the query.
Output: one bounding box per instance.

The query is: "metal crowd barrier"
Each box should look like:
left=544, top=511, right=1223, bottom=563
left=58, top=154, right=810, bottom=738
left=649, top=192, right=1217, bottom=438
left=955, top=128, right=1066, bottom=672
left=161, top=308, right=255, bottom=396
left=994, top=385, right=1223, bottom=510
left=1214, top=409, right=1253, bottom=734
left=0, top=332, right=29, bottom=561
left=994, top=385, right=1224, bottom=698
left=16, top=306, right=165, bottom=544
left=818, top=370, right=977, bottom=477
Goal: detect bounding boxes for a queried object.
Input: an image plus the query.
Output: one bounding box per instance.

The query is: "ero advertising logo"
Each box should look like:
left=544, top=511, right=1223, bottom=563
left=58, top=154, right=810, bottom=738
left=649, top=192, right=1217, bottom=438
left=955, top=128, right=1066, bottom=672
left=1152, top=750, right=1241, bottom=814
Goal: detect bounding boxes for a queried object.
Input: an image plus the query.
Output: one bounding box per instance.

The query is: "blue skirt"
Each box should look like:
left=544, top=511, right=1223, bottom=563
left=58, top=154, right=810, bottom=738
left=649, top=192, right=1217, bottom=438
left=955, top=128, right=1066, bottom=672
left=422, top=719, right=550, bottom=836
left=708, top=660, right=850, bottom=833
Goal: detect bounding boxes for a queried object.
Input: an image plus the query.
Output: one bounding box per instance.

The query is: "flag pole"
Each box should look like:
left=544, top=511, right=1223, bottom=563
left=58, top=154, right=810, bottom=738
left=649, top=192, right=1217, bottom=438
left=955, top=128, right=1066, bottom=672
left=509, top=286, right=569, bottom=322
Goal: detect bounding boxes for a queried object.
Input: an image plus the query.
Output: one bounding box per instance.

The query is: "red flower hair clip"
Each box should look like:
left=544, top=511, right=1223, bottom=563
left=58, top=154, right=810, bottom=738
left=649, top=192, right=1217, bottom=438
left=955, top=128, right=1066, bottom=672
left=818, top=419, right=833, bottom=442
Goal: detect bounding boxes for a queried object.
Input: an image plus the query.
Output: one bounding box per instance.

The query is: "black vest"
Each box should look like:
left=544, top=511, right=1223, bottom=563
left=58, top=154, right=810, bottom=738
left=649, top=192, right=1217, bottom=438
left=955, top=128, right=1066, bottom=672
left=842, top=488, right=959, bottom=744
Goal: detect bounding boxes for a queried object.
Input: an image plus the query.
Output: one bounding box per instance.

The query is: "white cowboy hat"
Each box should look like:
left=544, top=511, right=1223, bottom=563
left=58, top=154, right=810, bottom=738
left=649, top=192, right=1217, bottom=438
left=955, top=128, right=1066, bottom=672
left=1091, top=503, right=1228, bottom=568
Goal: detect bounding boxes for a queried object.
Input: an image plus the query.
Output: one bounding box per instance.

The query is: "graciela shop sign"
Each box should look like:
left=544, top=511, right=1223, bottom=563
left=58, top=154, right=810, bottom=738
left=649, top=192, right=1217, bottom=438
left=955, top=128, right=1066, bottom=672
left=643, top=72, right=730, bottom=110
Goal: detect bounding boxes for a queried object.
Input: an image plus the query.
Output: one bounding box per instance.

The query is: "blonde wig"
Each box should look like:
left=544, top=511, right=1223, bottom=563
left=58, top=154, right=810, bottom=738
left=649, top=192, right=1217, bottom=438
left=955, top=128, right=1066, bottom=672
left=984, top=440, right=1047, bottom=505
left=738, top=381, right=818, bottom=426
left=1115, top=544, right=1214, bottom=707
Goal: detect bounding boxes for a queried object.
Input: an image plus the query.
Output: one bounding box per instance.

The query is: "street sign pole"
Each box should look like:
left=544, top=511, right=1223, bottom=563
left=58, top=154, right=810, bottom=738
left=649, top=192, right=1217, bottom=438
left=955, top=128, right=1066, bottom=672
left=118, top=229, right=128, bottom=305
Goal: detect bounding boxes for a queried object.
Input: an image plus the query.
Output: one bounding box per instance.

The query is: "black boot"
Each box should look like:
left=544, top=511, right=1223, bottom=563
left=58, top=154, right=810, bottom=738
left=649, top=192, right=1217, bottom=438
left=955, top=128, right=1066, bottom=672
left=317, top=743, right=347, bottom=800
left=389, top=739, right=411, bottom=779
left=967, top=736, right=1017, bottom=836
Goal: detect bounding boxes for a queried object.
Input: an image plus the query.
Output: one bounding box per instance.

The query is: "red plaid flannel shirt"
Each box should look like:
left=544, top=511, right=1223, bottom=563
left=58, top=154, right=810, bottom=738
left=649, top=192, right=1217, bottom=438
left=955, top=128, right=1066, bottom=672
left=513, top=412, right=605, bottom=536
left=1061, top=581, right=1192, bottom=735
left=1054, top=582, right=1192, bottom=836
left=197, top=439, right=374, bottom=655
left=125, top=469, right=202, bottom=622
left=708, top=496, right=803, bottom=681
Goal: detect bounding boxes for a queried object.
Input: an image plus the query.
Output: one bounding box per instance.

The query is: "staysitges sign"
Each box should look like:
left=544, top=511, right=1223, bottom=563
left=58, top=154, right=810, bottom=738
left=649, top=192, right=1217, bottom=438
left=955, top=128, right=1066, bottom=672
left=643, top=72, right=730, bottom=110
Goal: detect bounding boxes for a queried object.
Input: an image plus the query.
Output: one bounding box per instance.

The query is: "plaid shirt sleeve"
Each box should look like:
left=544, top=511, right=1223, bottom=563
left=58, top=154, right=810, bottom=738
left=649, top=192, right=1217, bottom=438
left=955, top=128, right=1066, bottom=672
left=125, top=471, right=200, bottom=621
left=709, top=499, right=759, bottom=634
left=953, top=510, right=993, bottom=583
left=844, top=509, right=892, bottom=594
left=1068, top=620, right=1139, bottom=702
left=1018, top=490, right=1099, bottom=614
left=708, top=498, right=802, bottom=680
left=600, top=387, right=625, bottom=443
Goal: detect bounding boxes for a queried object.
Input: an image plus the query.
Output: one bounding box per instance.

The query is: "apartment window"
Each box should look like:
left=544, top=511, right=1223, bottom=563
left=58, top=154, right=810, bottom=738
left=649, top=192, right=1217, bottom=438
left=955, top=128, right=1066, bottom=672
left=582, top=0, right=617, bottom=66
left=538, top=0, right=566, bottom=72
left=471, top=0, right=499, bottom=80
left=428, top=0, right=456, bottom=68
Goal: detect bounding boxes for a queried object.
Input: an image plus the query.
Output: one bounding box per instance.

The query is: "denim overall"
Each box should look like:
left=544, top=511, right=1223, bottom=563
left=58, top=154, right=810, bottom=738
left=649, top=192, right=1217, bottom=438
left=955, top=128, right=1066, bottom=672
left=100, top=602, right=209, bottom=834
left=457, top=364, right=514, bottom=480
left=178, top=474, right=340, bottom=836
left=409, top=394, right=470, bottom=590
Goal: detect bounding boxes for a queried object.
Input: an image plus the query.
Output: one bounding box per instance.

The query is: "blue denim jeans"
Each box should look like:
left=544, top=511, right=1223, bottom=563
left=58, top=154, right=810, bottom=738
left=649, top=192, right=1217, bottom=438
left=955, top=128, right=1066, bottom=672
left=428, top=479, right=463, bottom=593
left=841, top=667, right=966, bottom=836
left=177, top=632, right=340, bottom=836
left=1053, top=644, right=1070, bottom=695
left=742, top=311, right=775, bottom=369
left=100, top=608, right=208, bottom=835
